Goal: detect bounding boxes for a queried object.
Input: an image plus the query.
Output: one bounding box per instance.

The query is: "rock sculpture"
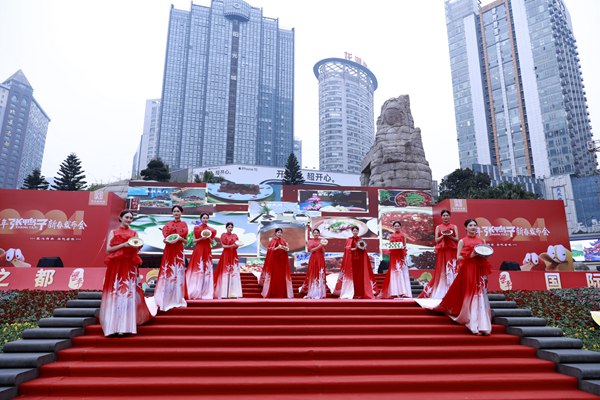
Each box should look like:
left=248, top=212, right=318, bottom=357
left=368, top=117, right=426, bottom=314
left=360, top=95, right=432, bottom=189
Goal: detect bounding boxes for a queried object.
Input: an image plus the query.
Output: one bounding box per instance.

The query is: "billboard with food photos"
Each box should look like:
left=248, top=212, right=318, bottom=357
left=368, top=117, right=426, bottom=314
left=0, top=189, right=124, bottom=268
left=435, top=199, right=572, bottom=271
left=298, top=190, right=369, bottom=213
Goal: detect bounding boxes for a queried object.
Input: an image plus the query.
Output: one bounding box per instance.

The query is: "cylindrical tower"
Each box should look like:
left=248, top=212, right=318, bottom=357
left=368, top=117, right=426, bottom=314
left=314, top=58, right=377, bottom=174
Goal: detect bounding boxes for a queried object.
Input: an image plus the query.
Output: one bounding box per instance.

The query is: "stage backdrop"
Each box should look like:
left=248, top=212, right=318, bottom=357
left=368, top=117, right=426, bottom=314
left=435, top=199, right=572, bottom=271
left=0, top=190, right=125, bottom=268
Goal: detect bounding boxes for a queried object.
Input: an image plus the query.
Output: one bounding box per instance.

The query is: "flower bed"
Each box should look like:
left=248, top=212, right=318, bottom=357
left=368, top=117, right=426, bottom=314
left=499, top=288, right=600, bottom=351
left=1, top=290, right=80, bottom=351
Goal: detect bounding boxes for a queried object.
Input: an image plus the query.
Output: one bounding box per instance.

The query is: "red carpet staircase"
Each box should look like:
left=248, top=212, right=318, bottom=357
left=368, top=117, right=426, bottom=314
left=13, top=273, right=598, bottom=399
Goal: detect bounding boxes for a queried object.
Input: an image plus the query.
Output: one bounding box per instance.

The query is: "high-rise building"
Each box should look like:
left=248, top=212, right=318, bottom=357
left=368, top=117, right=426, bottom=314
left=0, top=70, right=50, bottom=189
left=314, top=57, right=377, bottom=174
left=133, top=99, right=161, bottom=177
left=293, top=138, right=302, bottom=167
left=445, top=0, right=596, bottom=178
left=157, top=0, right=294, bottom=170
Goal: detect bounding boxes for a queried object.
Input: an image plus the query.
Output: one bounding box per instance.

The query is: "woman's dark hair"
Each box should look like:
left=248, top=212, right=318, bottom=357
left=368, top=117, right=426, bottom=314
left=225, top=222, right=234, bottom=228
left=171, top=205, right=184, bottom=212
left=200, top=212, right=210, bottom=219
left=312, top=228, right=320, bottom=234
left=464, top=218, right=477, bottom=227
left=351, top=226, right=359, bottom=232
left=441, top=209, right=451, bottom=217
left=392, top=221, right=401, bottom=227
left=119, top=210, right=133, bottom=221
left=275, top=228, right=283, bottom=234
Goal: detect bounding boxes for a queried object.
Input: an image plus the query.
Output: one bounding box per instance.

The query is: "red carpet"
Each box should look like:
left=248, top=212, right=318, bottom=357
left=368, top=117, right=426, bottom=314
left=15, top=273, right=598, bottom=399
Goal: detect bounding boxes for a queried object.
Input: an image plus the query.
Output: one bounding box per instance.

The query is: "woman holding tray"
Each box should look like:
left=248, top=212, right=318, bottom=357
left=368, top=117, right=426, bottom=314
left=380, top=221, right=412, bottom=298
left=261, top=228, right=294, bottom=298
left=186, top=212, right=216, bottom=300
left=154, top=205, right=188, bottom=311
left=420, top=209, right=458, bottom=299
left=434, top=218, right=492, bottom=335
left=298, top=228, right=328, bottom=299
left=100, top=210, right=154, bottom=336
left=334, top=226, right=376, bottom=299
left=214, top=222, right=243, bottom=299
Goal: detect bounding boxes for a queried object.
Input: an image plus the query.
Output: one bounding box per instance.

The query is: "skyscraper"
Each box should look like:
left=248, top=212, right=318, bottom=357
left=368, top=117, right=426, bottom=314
left=157, top=0, right=294, bottom=170
left=0, top=70, right=50, bottom=189
left=132, top=99, right=161, bottom=177
left=314, top=56, right=377, bottom=174
left=445, top=0, right=596, bottom=178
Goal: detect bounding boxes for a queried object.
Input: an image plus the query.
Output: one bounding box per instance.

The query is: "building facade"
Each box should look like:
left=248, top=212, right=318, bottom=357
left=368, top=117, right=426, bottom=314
left=314, top=57, right=377, bottom=174
left=0, top=70, right=50, bottom=189
left=445, top=0, right=596, bottom=178
left=157, top=0, right=294, bottom=170
left=133, top=99, right=161, bottom=177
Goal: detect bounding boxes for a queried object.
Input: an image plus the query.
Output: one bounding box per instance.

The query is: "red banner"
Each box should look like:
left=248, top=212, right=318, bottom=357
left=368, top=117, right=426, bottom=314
left=0, top=267, right=596, bottom=292
left=0, top=190, right=125, bottom=268
left=434, top=199, right=571, bottom=271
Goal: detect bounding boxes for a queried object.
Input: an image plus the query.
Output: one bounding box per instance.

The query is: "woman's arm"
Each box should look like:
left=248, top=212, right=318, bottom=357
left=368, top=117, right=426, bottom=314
left=106, top=231, right=128, bottom=253
left=456, top=239, right=465, bottom=261
left=434, top=225, right=443, bottom=243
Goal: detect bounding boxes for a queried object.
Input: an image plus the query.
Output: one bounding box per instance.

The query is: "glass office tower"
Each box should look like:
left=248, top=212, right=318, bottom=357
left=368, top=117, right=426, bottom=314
left=445, top=0, right=596, bottom=178
left=157, top=0, right=294, bottom=169
left=314, top=57, right=377, bottom=174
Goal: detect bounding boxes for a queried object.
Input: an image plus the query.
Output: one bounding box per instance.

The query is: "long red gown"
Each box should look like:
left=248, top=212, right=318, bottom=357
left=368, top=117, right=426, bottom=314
left=186, top=223, right=216, bottom=300
left=154, top=220, right=188, bottom=311
left=261, top=237, right=293, bottom=298
left=334, top=236, right=376, bottom=299
left=380, top=232, right=412, bottom=298
left=100, top=226, right=153, bottom=336
left=434, top=235, right=492, bottom=335
left=299, top=238, right=327, bottom=299
left=214, top=232, right=243, bottom=299
left=420, top=223, right=458, bottom=299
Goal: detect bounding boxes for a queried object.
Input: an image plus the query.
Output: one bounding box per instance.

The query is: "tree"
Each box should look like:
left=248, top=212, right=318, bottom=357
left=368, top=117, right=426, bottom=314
left=437, top=168, right=491, bottom=201
left=486, top=182, right=538, bottom=199
left=140, top=158, right=171, bottom=182
left=194, top=170, right=225, bottom=183
left=51, top=153, right=87, bottom=191
left=21, top=168, right=49, bottom=190
left=282, top=153, right=305, bottom=185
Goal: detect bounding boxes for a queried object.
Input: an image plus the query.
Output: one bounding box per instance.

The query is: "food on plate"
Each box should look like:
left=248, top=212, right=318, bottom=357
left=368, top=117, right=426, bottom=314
left=127, top=238, right=144, bottom=247
left=386, top=241, right=404, bottom=249
left=201, top=229, right=212, bottom=238
left=441, top=229, right=454, bottom=236
left=218, top=183, right=260, bottom=195
left=381, top=212, right=434, bottom=246
left=394, top=191, right=433, bottom=207
left=357, top=240, right=367, bottom=250
left=321, top=220, right=357, bottom=233
left=474, top=244, right=494, bottom=257
left=320, top=239, right=328, bottom=246
left=165, top=234, right=180, bottom=244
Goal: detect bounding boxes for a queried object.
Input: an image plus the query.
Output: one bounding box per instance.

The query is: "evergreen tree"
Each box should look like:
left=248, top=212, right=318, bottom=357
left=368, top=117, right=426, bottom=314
left=282, top=153, right=305, bottom=185
left=438, top=168, right=491, bottom=201
left=21, top=168, right=49, bottom=190
left=140, top=158, right=171, bottom=182
left=51, top=153, right=87, bottom=191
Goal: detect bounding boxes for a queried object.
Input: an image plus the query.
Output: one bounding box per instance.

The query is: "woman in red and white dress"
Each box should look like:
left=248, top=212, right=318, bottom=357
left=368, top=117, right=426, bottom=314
left=214, top=222, right=243, bottom=299
left=186, top=212, right=216, bottom=300
left=420, top=209, right=458, bottom=299
left=299, top=228, right=327, bottom=299
left=154, top=205, right=188, bottom=311
left=380, top=221, right=412, bottom=298
left=435, top=218, right=492, bottom=335
left=261, top=228, right=293, bottom=298
left=334, top=226, right=376, bottom=299
left=100, top=210, right=153, bottom=336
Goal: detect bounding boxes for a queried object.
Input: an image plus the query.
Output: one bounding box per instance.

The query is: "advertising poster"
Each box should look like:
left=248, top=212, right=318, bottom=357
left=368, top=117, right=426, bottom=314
left=127, top=184, right=213, bottom=215
left=378, top=189, right=433, bottom=207
left=207, top=182, right=281, bottom=204
left=0, top=190, right=124, bottom=268
left=435, top=199, right=572, bottom=271
left=298, top=190, right=369, bottom=213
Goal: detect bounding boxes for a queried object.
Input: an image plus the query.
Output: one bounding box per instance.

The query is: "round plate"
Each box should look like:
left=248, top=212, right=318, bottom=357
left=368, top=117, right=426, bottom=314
left=474, top=244, right=494, bottom=257
left=127, top=238, right=144, bottom=247
left=312, top=218, right=369, bottom=239
left=208, top=183, right=274, bottom=202
left=165, top=234, right=180, bottom=244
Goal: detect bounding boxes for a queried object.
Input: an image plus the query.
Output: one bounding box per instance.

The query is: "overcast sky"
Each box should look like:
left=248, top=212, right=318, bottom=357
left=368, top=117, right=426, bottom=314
left=1, top=0, right=598, bottom=184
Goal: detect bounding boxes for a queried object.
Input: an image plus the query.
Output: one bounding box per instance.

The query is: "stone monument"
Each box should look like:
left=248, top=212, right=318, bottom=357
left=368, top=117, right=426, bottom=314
left=360, top=95, right=432, bottom=189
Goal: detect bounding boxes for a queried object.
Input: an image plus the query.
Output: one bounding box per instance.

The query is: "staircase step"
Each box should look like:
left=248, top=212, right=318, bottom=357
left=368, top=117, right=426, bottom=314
left=1, top=339, right=72, bottom=353
left=0, top=353, right=55, bottom=368
left=538, top=349, right=600, bottom=363
left=53, top=308, right=99, bottom=318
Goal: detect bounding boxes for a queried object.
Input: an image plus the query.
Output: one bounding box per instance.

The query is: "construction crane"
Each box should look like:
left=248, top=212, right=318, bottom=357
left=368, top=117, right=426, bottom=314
left=587, top=140, right=600, bottom=152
